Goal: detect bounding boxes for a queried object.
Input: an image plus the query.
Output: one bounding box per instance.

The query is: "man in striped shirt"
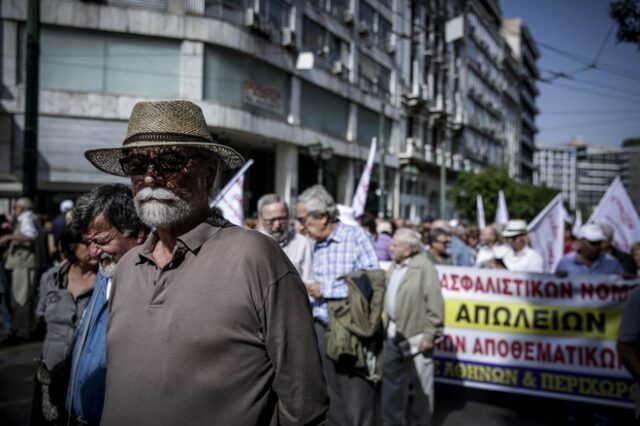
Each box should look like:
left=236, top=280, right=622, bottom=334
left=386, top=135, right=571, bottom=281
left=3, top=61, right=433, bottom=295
left=296, top=185, right=379, bottom=425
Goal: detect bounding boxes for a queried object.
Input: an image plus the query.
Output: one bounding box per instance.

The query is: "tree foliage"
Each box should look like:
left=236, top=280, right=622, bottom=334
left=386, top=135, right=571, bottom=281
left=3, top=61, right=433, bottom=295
left=623, top=137, right=640, bottom=147
left=610, top=0, right=640, bottom=48
left=450, top=166, right=559, bottom=223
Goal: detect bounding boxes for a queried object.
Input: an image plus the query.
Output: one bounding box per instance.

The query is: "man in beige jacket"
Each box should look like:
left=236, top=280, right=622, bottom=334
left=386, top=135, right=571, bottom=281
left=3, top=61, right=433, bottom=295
left=383, top=228, right=444, bottom=426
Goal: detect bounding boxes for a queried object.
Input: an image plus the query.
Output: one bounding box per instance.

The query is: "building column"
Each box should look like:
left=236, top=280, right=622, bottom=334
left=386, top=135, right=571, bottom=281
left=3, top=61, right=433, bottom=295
left=288, top=76, right=301, bottom=125
left=275, top=143, right=299, bottom=207
left=336, top=157, right=355, bottom=206
left=180, top=40, right=204, bottom=100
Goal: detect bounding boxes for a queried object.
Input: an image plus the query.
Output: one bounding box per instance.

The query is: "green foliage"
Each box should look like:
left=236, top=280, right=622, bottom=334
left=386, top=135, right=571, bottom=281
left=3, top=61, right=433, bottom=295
left=623, top=137, right=640, bottom=147
left=610, top=0, right=640, bottom=48
left=450, top=166, right=559, bottom=223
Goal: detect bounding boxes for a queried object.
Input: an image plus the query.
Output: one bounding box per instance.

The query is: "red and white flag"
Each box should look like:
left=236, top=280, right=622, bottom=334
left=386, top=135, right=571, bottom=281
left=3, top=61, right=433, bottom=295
left=212, top=159, right=254, bottom=226
left=494, top=190, right=509, bottom=226
left=527, top=194, right=565, bottom=273
left=352, top=137, right=377, bottom=217
left=476, top=194, right=486, bottom=229
left=588, top=176, right=640, bottom=252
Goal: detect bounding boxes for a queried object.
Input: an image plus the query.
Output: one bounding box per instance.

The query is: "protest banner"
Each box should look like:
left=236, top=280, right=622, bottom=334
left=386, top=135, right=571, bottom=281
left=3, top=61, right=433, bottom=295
left=434, top=265, right=639, bottom=409
left=527, top=194, right=565, bottom=273
left=352, top=137, right=377, bottom=217
left=495, top=190, right=509, bottom=226
left=212, top=159, right=254, bottom=226
left=477, top=195, right=486, bottom=230
left=588, top=176, right=640, bottom=252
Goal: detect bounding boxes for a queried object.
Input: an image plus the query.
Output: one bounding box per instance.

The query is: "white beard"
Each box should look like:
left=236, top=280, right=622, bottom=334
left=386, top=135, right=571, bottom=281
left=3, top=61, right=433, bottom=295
left=99, top=253, right=117, bottom=278
left=134, top=187, right=191, bottom=228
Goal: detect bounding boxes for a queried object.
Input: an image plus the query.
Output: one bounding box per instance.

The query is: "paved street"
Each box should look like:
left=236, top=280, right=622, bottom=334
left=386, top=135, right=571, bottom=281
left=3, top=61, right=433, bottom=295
left=0, top=342, right=634, bottom=426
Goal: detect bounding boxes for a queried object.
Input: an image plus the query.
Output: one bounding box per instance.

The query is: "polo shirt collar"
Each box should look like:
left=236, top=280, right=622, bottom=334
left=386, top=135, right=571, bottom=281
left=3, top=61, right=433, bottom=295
left=138, top=212, right=231, bottom=264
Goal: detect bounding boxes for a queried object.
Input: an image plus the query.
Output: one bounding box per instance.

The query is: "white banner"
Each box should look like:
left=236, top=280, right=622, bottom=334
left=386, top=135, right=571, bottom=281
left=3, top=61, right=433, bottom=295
left=434, top=265, right=639, bottom=409
left=494, top=190, right=509, bottom=226
left=352, top=138, right=377, bottom=217
left=588, top=176, right=640, bottom=252
left=212, top=159, right=254, bottom=226
left=572, top=209, right=582, bottom=237
left=527, top=194, right=565, bottom=273
left=476, top=194, right=486, bottom=230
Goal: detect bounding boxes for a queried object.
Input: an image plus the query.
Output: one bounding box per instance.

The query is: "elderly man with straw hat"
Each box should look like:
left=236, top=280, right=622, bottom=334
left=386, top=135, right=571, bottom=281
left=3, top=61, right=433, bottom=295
left=84, top=100, right=328, bottom=426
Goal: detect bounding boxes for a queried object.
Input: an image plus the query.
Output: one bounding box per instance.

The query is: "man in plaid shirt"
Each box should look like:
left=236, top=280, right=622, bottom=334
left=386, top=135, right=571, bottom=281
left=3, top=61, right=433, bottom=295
left=296, top=185, right=379, bottom=425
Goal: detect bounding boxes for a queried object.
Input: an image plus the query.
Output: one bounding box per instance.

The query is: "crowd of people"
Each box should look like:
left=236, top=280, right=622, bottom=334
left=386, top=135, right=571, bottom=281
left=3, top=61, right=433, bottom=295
left=0, top=99, right=639, bottom=425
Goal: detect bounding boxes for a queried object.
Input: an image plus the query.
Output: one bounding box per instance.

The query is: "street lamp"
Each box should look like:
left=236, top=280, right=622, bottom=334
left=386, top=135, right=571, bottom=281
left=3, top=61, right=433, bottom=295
left=308, top=141, right=333, bottom=185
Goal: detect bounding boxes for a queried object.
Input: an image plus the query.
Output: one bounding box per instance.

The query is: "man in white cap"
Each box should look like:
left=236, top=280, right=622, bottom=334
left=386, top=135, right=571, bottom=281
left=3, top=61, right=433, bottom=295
left=84, top=100, right=327, bottom=425
left=555, top=224, right=623, bottom=275
left=501, top=219, right=544, bottom=273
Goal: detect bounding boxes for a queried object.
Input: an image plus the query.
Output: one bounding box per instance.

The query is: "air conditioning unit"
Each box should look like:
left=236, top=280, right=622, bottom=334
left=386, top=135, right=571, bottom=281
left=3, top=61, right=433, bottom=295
left=386, top=34, right=397, bottom=53
left=401, top=84, right=428, bottom=107
left=331, top=60, right=343, bottom=75
left=281, top=28, right=296, bottom=48
left=245, top=8, right=259, bottom=29
left=342, top=10, right=354, bottom=25
left=359, top=21, right=370, bottom=35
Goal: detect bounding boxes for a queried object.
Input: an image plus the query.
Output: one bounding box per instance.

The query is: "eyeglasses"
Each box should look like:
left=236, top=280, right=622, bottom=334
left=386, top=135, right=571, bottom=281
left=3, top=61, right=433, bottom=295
left=435, top=239, right=450, bottom=246
left=119, top=153, right=189, bottom=176
left=296, top=215, right=311, bottom=226
left=262, top=216, right=289, bottom=226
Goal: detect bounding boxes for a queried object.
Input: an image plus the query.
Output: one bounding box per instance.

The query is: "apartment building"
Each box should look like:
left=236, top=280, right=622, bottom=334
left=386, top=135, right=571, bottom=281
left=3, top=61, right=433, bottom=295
left=1, top=0, right=540, bottom=220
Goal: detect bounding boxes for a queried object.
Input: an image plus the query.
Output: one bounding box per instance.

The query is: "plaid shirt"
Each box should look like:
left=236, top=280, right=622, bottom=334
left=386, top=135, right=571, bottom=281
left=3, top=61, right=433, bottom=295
left=311, top=222, right=379, bottom=323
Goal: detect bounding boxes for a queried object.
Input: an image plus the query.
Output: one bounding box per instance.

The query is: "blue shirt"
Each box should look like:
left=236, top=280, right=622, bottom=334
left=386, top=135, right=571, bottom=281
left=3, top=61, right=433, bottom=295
left=448, top=236, right=473, bottom=267
left=66, top=271, right=109, bottom=425
left=312, top=222, right=378, bottom=323
left=555, top=251, right=624, bottom=275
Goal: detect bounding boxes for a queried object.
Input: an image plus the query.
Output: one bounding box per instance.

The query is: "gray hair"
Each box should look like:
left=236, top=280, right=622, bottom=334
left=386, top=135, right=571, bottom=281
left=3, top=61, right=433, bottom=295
left=297, top=185, right=339, bottom=222
left=257, top=194, right=288, bottom=216
left=394, top=228, right=423, bottom=254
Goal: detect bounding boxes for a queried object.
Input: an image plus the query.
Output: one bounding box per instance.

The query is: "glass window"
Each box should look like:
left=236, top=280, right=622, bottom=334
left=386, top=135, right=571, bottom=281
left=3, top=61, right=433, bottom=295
left=359, top=1, right=375, bottom=33
left=262, top=0, right=290, bottom=29
left=330, top=0, right=350, bottom=20
left=204, top=44, right=290, bottom=119
left=22, top=26, right=180, bottom=97
left=300, top=81, right=349, bottom=139
left=357, top=105, right=391, bottom=147
left=302, top=17, right=325, bottom=55
left=378, top=16, right=392, bottom=48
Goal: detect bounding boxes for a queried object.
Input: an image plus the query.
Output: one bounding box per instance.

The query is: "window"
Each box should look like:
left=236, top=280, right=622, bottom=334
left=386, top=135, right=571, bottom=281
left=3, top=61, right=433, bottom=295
left=358, top=52, right=390, bottom=95
left=302, top=16, right=350, bottom=78
left=20, top=26, right=180, bottom=97
left=204, top=44, right=290, bottom=119
left=357, top=105, right=392, bottom=147
left=302, top=17, right=325, bottom=55
left=300, top=82, right=349, bottom=139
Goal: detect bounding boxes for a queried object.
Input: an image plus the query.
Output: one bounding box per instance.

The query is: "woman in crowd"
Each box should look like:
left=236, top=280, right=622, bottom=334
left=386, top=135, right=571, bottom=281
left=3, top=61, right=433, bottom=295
left=32, top=225, right=98, bottom=425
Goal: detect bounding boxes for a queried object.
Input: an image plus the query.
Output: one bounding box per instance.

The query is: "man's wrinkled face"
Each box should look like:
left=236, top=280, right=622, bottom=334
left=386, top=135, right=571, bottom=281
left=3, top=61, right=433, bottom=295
left=124, top=147, right=217, bottom=228
left=577, top=239, right=601, bottom=261
left=390, top=235, right=412, bottom=263
left=506, top=234, right=527, bottom=253
left=295, top=204, right=327, bottom=241
left=260, top=202, right=289, bottom=244
left=83, top=214, right=142, bottom=278
left=480, top=227, right=496, bottom=246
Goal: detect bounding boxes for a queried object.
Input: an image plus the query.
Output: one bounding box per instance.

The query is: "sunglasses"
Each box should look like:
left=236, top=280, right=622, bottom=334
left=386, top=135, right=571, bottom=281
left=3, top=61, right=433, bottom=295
left=119, top=153, right=188, bottom=176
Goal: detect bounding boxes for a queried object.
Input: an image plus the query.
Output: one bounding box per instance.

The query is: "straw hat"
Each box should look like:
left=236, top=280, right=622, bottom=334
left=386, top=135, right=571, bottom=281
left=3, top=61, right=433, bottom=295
left=85, top=100, right=244, bottom=176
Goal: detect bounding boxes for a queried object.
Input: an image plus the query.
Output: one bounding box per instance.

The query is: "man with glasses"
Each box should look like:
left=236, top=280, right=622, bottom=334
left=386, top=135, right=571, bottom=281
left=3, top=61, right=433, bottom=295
left=257, top=194, right=314, bottom=285
left=502, top=219, right=544, bottom=273
left=65, top=184, right=146, bottom=426
left=83, top=100, right=327, bottom=425
left=295, top=184, right=379, bottom=425
left=426, top=228, right=452, bottom=265
left=555, top=223, right=623, bottom=276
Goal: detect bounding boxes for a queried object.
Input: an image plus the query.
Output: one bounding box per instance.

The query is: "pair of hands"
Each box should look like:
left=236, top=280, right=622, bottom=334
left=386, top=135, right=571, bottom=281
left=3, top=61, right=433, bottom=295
left=305, top=281, right=322, bottom=299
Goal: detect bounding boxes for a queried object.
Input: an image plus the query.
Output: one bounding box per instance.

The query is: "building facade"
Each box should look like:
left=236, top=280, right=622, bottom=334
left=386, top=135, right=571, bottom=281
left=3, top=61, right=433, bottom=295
left=502, top=18, right=539, bottom=183
left=1, top=0, right=540, bottom=221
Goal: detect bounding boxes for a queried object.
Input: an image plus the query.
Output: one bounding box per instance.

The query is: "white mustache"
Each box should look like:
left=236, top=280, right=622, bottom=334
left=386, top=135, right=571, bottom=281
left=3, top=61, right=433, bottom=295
left=135, top=187, right=180, bottom=202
